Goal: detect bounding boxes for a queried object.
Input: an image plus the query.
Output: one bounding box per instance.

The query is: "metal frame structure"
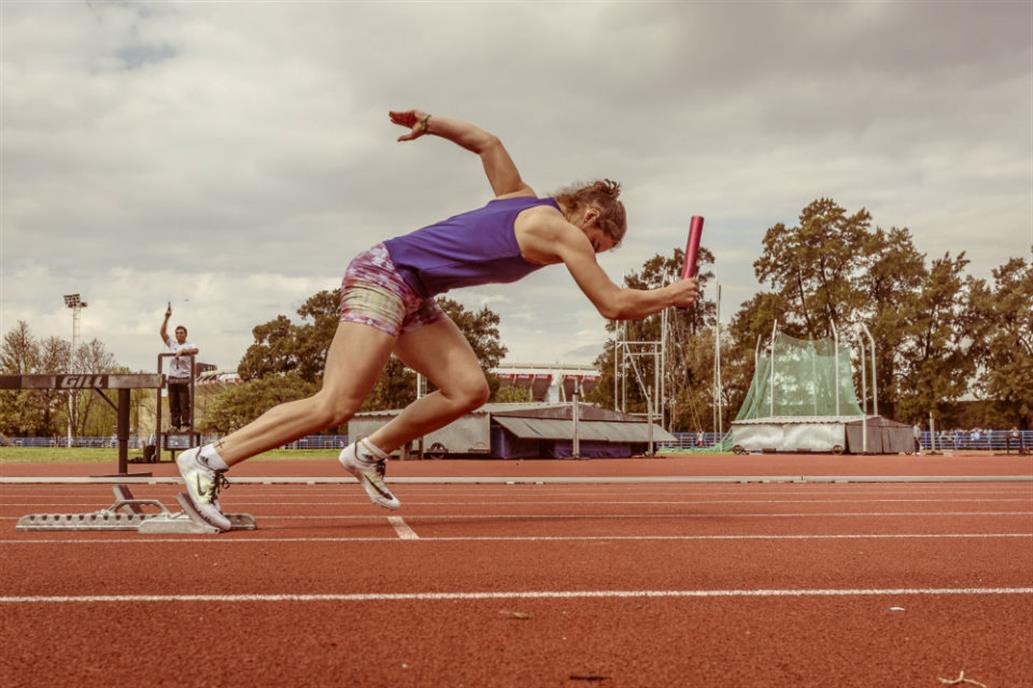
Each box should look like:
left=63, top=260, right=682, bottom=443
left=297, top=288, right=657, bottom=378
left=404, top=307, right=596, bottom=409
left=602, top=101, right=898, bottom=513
left=16, top=484, right=256, bottom=534
left=613, top=319, right=664, bottom=456
left=731, top=320, right=884, bottom=454
left=854, top=324, right=878, bottom=453
left=613, top=316, right=666, bottom=425
left=156, top=353, right=198, bottom=461
left=713, top=283, right=723, bottom=437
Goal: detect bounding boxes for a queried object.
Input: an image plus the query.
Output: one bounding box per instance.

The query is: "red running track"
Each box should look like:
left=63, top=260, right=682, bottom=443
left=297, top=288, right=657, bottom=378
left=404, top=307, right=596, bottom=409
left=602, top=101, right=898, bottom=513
left=2, top=452, right=1031, bottom=478
left=1, top=475, right=1031, bottom=687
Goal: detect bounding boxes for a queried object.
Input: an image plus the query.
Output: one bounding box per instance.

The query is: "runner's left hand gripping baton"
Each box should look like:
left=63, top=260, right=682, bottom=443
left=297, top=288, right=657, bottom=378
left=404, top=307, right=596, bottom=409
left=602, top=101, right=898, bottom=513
left=682, top=216, right=704, bottom=278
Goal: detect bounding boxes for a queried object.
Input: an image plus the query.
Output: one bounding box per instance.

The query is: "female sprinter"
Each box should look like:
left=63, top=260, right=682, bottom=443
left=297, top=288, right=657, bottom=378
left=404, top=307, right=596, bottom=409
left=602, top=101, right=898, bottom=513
left=176, top=109, right=700, bottom=530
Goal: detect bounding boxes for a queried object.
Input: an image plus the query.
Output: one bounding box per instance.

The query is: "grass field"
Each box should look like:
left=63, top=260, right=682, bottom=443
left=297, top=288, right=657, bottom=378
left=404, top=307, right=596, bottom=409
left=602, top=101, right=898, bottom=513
left=0, top=447, right=333, bottom=464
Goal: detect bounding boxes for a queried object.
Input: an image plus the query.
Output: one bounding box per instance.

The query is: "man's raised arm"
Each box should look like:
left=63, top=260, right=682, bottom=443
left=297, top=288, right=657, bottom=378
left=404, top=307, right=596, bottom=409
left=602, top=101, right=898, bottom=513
left=160, top=304, right=171, bottom=344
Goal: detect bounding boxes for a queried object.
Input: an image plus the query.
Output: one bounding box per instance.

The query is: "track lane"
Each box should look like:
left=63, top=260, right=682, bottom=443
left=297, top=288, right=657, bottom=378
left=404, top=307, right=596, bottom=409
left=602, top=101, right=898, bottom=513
left=3, top=535, right=1032, bottom=596
left=2, top=479, right=1031, bottom=687
left=1, top=595, right=1030, bottom=688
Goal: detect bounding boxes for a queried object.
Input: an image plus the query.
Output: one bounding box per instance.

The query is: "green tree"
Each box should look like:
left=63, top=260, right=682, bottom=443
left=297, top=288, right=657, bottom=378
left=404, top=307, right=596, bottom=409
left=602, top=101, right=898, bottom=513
left=753, top=198, right=871, bottom=337
left=438, top=297, right=507, bottom=370
left=71, top=338, right=120, bottom=436
left=493, top=385, right=533, bottom=403
left=856, top=226, right=927, bottom=420
left=968, top=255, right=1033, bottom=426
left=237, top=289, right=341, bottom=383
left=0, top=321, right=48, bottom=435
left=0, top=322, right=124, bottom=437
left=728, top=198, right=967, bottom=425
left=203, top=373, right=319, bottom=433
left=883, top=252, right=977, bottom=422
left=237, top=315, right=297, bottom=381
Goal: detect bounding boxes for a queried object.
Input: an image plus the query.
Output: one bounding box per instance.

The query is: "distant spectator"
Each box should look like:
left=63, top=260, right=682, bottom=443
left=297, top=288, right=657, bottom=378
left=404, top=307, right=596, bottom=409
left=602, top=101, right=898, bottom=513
left=160, top=304, right=199, bottom=432
left=696, top=430, right=705, bottom=447
left=912, top=423, right=922, bottom=454
left=1008, top=426, right=1022, bottom=454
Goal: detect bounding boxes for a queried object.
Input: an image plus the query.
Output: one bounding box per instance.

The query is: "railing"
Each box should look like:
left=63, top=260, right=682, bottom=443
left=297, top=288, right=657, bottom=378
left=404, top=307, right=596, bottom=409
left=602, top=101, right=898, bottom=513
left=658, top=430, right=1033, bottom=452
left=920, top=430, right=1031, bottom=452
left=5, top=430, right=1030, bottom=452
left=4, top=434, right=351, bottom=450
left=659, top=432, right=729, bottom=450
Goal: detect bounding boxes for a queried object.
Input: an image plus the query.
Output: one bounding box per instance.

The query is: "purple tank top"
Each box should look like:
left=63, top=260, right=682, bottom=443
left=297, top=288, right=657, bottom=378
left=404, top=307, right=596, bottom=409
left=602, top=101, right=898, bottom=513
left=383, top=196, right=559, bottom=298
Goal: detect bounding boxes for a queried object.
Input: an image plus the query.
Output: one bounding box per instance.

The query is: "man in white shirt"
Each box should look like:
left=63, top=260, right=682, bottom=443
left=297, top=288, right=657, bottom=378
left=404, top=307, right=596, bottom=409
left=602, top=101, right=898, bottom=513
left=160, top=305, right=199, bottom=431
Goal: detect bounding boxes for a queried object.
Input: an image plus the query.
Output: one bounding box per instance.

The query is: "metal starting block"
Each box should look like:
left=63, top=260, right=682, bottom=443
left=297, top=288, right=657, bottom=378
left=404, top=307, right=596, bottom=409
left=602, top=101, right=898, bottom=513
left=16, top=485, right=257, bottom=535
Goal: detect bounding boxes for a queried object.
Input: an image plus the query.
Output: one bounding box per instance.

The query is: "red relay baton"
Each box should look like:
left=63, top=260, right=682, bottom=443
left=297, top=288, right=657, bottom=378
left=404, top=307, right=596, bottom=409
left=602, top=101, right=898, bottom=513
left=682, top=216, right=704, bottom=278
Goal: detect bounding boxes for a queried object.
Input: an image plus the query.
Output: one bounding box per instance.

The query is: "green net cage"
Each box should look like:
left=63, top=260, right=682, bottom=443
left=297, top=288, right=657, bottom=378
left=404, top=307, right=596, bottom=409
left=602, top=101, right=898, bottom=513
left=701, top=330, right=867, bottom=452
left=735, top=331, right=864, bottom=422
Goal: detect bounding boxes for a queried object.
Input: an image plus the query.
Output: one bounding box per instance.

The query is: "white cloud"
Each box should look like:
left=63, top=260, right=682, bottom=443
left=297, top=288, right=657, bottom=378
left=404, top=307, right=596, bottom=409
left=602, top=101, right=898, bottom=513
left=2, top=1, right=1030, bottom=374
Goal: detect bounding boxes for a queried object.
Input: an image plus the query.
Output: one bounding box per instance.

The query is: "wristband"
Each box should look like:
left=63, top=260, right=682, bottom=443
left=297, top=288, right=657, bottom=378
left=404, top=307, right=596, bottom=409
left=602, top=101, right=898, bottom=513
left=419, top=113, right=431, bottom=133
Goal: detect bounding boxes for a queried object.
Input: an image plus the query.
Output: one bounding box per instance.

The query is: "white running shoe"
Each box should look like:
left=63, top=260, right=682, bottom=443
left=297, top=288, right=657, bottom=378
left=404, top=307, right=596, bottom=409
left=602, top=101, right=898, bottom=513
left=339, top=440, right=401, bottom=510
left=176, top=447, right=232, bottom=531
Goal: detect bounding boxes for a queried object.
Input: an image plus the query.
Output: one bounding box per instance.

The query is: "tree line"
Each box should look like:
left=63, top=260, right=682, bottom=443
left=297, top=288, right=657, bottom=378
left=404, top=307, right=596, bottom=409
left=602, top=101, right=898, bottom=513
left=588, top=198, right=1032, bottom=430
left=3, top=196, right=1029, bottom=437
left=0, top=321, right=130, bottom=439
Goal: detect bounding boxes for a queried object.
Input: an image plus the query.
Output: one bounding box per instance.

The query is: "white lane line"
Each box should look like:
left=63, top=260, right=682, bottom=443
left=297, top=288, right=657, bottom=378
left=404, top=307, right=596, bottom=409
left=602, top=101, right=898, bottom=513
left=3, top=497, right=1031, bottom=507
left=2, top=533, right=1031, bottom=545
left=4, top=510, right=1033, bottom=523
left=4, top=486, right=1031, bottom=496
left=2, top=587, right=1032, bottom=604
left=3, top=476, right=1030, bottom=485
left=388, top=516, right=419, bottom=540
left=201, top=510, right=1033, bottom=520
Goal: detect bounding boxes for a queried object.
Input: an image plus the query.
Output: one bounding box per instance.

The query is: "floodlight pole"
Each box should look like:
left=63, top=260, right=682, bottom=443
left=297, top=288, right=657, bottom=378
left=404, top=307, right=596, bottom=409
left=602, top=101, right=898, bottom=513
left=63, top=293, right=87, bottom=449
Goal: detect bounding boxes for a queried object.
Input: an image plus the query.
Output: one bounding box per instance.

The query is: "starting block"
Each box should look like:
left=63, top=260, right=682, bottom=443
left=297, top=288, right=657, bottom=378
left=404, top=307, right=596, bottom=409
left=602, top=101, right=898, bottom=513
left=16, top=485, right=257, bottom=535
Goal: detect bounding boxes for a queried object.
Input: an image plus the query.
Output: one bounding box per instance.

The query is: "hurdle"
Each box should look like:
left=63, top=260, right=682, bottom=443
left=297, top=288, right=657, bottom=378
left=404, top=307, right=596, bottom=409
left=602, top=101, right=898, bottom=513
left=0, top=373, right=163, bottom=475
left=16, top=484, right=256, bottom=534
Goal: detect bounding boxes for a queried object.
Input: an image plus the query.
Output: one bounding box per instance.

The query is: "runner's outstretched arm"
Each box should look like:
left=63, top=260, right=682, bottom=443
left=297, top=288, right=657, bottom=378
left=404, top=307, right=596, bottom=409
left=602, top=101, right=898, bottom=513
left=542, top=212, right=699, bottom=320
left=388, top=109, right=531, bottom=197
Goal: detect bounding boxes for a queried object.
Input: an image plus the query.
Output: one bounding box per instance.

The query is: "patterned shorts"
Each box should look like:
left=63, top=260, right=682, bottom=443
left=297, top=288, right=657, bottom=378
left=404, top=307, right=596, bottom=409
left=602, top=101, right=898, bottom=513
left=339, top=243, right=446, bottom=338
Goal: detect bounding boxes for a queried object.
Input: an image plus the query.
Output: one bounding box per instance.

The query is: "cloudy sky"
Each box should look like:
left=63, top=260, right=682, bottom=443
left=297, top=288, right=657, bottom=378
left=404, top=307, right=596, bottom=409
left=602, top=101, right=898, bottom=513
left=2, top=0, right=1030, bottom=374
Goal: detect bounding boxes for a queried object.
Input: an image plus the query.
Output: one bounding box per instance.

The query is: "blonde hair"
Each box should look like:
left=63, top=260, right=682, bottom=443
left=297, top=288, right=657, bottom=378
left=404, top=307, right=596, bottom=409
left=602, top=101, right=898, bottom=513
left=552, top=179, right=627, bottom=247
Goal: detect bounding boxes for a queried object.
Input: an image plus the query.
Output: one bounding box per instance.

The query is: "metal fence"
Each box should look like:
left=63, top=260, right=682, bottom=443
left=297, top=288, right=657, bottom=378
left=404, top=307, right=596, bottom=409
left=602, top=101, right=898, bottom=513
left=5, top=430, right=1030, bottom=453
left=5, top=434, right=351, bottom=450
left=920, top=430, right=1031, bottom=452
left=659, top=430, right=1033, bottom=452
left=659, top=432, right=728, bottom=450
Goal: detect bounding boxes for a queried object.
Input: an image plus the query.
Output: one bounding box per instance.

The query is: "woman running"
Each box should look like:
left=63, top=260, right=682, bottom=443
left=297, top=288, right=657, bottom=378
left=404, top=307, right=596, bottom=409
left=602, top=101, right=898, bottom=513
left=177, top=109, right=701, bottom=530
